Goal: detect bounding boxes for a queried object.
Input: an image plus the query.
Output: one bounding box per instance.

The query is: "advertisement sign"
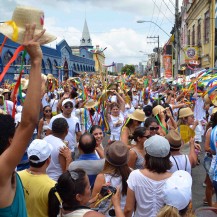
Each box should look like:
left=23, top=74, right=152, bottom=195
left=163, top=55, right=172, bottom=78
left=184, top=47, right=199, bottom=64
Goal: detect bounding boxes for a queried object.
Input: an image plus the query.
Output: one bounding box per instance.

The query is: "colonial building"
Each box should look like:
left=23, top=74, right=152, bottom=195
left=0, top=20, right=95, bottom=83
left=180, top=0, right=215, bottom=70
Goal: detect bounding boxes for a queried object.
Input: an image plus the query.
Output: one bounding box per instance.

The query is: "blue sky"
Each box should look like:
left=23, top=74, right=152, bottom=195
left=0, top=0, right=180, bottom=65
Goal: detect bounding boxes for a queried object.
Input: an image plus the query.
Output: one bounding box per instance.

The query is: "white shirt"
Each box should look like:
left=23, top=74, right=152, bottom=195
left=48, top=113, right=81, bottom=152
left=49, top=99, right=58, bottom=113
left=44, top=135, right=66, bottom=181
left=41, top=93, right=50, bottom=108
left=0, top=100, right=14, bottom=115
left=127, top=169, right=168, bottom=217
left=168, top=155, right=191, bottom=174
left=109, top=111, right=124, bottom=140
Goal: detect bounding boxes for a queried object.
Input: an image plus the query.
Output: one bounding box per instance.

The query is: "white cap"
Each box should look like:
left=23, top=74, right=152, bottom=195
left=163, top=170, right=192, bottom=210
left=62, top=99, right=73, bottom=107
left=144, top=135, right=170, bottom=158
left=27, top=139, right=53, bottom=163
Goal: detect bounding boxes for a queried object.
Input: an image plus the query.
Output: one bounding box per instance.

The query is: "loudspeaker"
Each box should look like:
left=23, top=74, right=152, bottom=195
left=166, top=45, right=172, bottom=55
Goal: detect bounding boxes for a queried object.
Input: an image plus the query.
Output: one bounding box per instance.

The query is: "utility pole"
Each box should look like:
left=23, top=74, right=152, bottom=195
left=147, top=36, right=160, bottom=77
left=174, top=0, right=179, bottom=78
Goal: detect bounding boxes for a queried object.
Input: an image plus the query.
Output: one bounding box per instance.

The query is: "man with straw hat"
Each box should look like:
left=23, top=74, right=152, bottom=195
left=0, top=6, right=56, bottom=216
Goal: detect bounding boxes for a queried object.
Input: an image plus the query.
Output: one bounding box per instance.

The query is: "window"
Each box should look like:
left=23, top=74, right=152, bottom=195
left=197, top=19, right=201, bottom=45
left=204, top=10, right=210, bottom=43
left=192, top=25, right=195, bottom=46
left=187, top=29, right=191, bottom=46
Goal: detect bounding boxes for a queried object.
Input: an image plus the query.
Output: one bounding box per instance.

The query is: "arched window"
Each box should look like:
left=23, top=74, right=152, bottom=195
left=77, top=64, right=80, bottom=71
left=3, top=51, right=13, bottom=65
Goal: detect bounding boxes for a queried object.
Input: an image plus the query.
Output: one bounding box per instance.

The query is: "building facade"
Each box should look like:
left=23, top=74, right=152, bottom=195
left=180, top=0, right=215, bottom=70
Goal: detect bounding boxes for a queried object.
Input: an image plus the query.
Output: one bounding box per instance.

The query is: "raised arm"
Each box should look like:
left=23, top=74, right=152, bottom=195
left=0, top=24, right=45, bottom=181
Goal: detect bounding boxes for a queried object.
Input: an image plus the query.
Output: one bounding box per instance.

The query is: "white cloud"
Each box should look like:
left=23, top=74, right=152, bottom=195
left=0, top=0, right=175, bottom=66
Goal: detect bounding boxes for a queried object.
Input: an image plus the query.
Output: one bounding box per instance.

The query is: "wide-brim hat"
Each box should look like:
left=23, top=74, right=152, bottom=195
left=178, top=107, right=194, bottom=118
left=128, top=109, right=145, bottom=122
left=47, top=74, right=55, bottom=80
left=0, top=6, right=56, bottom=45
left=152, top=105, right=165, bottom=117
left=165, top=130, right=182, bottom=149
left=20, top=78, right=29, bottom=90
left=2, top=89, right=11, bottom=94
left=105, top=141, right=129, bottom=167
left=84, top=99, right=98, bottom=109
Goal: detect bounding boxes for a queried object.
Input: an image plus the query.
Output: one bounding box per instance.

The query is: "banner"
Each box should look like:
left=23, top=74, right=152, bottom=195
left=184, top=46, right=199, bottom=64
left=163, top=55, right=172, bottom=78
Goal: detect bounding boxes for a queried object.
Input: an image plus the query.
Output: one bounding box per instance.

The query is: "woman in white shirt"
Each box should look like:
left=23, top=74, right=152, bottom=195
left=124, top=135, right=172, bottom=217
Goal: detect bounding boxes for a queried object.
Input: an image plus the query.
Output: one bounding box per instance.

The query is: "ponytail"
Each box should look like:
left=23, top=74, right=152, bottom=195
left=157, top=205, right=180, bottom=217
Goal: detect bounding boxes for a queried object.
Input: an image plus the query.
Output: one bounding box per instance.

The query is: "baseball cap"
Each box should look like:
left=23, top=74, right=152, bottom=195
left=62, top=99, right=73, bottom=107
left=163, top=170, right=192, bottom=210
left=144, top=135, right=170, bottom=157
left=27, top=139, right=53, bottom=163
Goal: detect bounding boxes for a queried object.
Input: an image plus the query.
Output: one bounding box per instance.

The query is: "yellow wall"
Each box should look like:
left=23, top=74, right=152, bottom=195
left=184, top=0, right=214, bottom=68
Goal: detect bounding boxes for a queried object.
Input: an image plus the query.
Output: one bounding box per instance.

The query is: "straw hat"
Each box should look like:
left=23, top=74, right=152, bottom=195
left=105, top=141, right=129, bottom=167
left=47, top=74, right=55, bottom=80
left=20, top=78, right=29, bottom=90
left=165, top=130, right=182, bottom=150
left=2, top=89, right=10, bottom=94
left=128, top=109, right=145, bottom=122
left=84, top=99, right=98, bottom=109
left=0, top=6, right=56, bottom=45
left=152, top=105, right=165, bottom=117
left=178, top=107, right=194, bottom=118
left=212, top=107, right=217, bottom=115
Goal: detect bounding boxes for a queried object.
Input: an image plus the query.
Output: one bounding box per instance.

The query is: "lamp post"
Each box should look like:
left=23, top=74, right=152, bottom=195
left=137, top=20, right=174, bottom=78
left=137, top=20, right=171, bottom=37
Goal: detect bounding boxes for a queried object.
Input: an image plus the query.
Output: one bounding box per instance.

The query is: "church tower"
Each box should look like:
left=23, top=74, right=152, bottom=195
left=80, top=19, right=92, bottom=47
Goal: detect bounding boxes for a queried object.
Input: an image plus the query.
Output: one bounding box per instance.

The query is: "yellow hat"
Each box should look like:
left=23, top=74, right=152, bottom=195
left=152, top=105, right=165, bottom=117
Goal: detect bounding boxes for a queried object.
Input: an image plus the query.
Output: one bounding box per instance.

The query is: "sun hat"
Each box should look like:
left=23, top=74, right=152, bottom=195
left=178, top=107, right=194, bottom=118
left=144, top=135, right=170, bottom=158
left=128, top=109, right=145, bottom=122
left=20, top=78, right=29, bottom=90
left=105, top=141, right=129, bottom=167
left=27, top=139, right=53, bottom=163
left=0, top=5, right=56, bottom=45
left=212, top=107, right=217, bottom=115
left=163, top=170, right=192, bottom=210
left=2, top=89, right=10, bottom=94
left=84, top=99, right=98, bottom=109
left=62, top=99, right=73, bottom=107
left=165, top=130, right=182, bottom=150
left=152, top=105, right=165, bottom=116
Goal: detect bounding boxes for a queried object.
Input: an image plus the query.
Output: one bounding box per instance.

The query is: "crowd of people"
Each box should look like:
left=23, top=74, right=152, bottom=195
left=1, top=5, right=217, bottom=217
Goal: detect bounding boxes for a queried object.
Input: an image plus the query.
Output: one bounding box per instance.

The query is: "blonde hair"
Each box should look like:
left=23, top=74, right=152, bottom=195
left=157, top=205, right=194, bottom=217
left=157, top=205, right=180, bottom=217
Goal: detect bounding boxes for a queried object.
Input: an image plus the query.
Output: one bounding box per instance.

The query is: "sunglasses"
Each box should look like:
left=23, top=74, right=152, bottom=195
left=44, top=110, right=52, bottom=113
left=149, top=126, right=159, bottom=131
left=69, top=171, right=79, bottom=181
left=143, top=135, right=151, bottom=139
left=64, top=104, right=73, bottom=109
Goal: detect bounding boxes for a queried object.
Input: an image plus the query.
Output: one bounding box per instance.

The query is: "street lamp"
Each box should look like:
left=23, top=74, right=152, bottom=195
left=137, top=20, right=171, bottom=37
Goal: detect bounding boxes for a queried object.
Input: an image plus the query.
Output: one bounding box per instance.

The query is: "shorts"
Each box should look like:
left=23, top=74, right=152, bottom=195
left=203, top=155, right=212, bottom=173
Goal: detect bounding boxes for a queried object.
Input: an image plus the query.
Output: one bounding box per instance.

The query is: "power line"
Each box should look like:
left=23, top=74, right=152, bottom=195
left=151, top=0, right=174, bottom=25
left=162, top=0, right=174, bottom=15
left=151, top=0, right=164, bottom=36
left=168, top=0, right=175, bottom=8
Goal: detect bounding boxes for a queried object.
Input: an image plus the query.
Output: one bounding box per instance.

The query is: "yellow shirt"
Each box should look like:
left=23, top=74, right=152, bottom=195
left=18, top=170, right=56, bottom=217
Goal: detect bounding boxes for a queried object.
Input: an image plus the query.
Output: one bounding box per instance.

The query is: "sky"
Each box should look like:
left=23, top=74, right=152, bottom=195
left=0, top=0, right=181, bottom=65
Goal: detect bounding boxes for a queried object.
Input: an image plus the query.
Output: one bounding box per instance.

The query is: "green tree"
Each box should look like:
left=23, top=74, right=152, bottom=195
left=121, top=64, right=135, bottom=75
